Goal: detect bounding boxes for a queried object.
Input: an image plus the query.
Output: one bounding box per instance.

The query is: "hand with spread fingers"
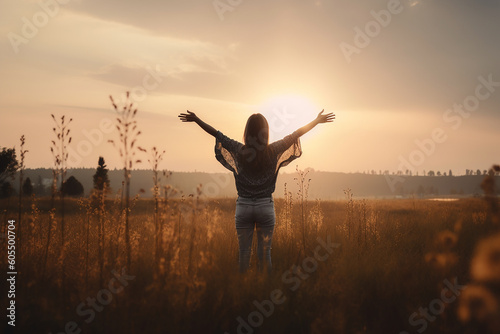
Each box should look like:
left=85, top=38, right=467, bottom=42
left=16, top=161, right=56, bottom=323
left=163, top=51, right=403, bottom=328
left=178, top=110, right=199, bottom=123
left=178, top=110, right=217, bottom=137
left=315, top=109, right=335, bottom=124
left=294, top=109, right=336, bottom=137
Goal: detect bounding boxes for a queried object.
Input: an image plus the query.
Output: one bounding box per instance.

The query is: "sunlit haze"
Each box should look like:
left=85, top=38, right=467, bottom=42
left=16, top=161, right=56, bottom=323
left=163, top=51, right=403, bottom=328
left=1, top=0, right=499, bottom=174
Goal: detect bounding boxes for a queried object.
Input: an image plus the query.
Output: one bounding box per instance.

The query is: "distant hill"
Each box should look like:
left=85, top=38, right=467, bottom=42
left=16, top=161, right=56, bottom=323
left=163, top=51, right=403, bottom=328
left=8, top=168, right=500, bottom=200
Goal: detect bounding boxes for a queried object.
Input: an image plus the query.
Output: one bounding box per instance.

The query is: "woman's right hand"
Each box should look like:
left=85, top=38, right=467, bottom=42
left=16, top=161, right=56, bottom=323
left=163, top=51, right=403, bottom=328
left=315, top=109, right=335, bottom=124
left=178, top=110, right=199, bottom=122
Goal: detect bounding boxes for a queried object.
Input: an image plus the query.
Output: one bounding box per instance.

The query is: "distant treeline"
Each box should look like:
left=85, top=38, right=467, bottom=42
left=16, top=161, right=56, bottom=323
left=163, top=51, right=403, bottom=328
left=6, top=168, right=500, bottom=200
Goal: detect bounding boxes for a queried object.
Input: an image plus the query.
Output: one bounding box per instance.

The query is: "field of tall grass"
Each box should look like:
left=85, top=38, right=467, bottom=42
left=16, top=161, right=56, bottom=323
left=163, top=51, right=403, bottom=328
left=1, top=169, right=500, bottom=334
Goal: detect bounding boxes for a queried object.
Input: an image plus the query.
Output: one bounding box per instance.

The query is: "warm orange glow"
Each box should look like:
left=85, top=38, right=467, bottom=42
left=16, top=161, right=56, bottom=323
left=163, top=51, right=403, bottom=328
left=257, top=95, right=320, bottom=142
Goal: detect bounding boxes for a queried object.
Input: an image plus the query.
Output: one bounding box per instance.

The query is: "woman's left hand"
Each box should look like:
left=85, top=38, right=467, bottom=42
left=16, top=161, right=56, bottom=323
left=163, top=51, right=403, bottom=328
left=316, top=109, right=335, bottom=124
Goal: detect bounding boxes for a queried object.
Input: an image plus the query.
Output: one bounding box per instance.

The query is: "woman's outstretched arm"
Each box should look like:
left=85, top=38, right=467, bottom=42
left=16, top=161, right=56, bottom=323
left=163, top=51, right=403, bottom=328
left=178, top=110, right=218, bottom=137
left=295, top=109, right=335, bottom=137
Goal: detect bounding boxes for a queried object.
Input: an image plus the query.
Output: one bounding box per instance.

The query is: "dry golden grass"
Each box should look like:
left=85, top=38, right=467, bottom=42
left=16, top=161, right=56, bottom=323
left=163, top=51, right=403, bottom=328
left=1, top=189, right=499, bottom=333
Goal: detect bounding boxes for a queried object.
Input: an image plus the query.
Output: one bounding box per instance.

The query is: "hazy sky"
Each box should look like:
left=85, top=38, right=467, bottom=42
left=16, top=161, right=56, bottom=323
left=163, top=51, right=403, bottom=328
left=1, top=0, right=499, bottom=174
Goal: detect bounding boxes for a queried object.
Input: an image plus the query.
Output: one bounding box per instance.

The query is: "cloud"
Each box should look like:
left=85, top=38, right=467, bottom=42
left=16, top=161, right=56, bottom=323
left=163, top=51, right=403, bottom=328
left=1, top=0, right=500, bottom=171
left=2, top=0, right=500, bottom=112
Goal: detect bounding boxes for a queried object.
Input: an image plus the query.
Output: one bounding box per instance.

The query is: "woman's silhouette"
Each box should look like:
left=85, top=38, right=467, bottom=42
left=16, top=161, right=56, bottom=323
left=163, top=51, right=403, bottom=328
left=178, top=109, right=335, bottom=273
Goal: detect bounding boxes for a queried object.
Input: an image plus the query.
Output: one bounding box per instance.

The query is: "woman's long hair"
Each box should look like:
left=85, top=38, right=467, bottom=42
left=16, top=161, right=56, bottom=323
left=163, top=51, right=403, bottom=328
left=240, top=113, right=271, bottom=173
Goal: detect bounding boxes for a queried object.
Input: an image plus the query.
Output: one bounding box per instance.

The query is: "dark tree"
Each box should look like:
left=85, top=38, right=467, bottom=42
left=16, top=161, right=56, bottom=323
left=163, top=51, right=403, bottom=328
left=0, top=147, right=18, bottom=184
left=427, top=170, right=435, bottom=177
left=61, top=176, right=84, bottom=197
left=22, top=177, right=33, bottom=197
left=449, top=169, right=453, bottom=177
left=93, top=156, right=111, bottom=193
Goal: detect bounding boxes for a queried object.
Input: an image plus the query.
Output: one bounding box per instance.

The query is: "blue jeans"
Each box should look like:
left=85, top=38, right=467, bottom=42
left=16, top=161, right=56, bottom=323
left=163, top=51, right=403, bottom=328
left=235, top=196, right=275, bottom=273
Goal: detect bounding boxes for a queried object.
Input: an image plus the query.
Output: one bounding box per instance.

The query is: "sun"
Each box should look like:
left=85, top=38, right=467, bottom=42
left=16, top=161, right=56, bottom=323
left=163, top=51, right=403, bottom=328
left=257, top=94, right=320, bottom=141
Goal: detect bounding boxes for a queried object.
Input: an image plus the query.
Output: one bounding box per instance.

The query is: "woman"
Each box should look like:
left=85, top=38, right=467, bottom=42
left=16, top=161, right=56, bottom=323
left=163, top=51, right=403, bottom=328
left=178, top=109, right=335, bottom=273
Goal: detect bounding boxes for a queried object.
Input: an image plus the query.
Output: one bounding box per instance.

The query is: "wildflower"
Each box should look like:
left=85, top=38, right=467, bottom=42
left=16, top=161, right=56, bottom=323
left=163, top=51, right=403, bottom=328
left=458, top=284, right=499, bottom=324
left=425, top=252, right=458, bottom=270
left=434, top=230, right=458, bottom=251
left=471, top=233, right=500, bottom=283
